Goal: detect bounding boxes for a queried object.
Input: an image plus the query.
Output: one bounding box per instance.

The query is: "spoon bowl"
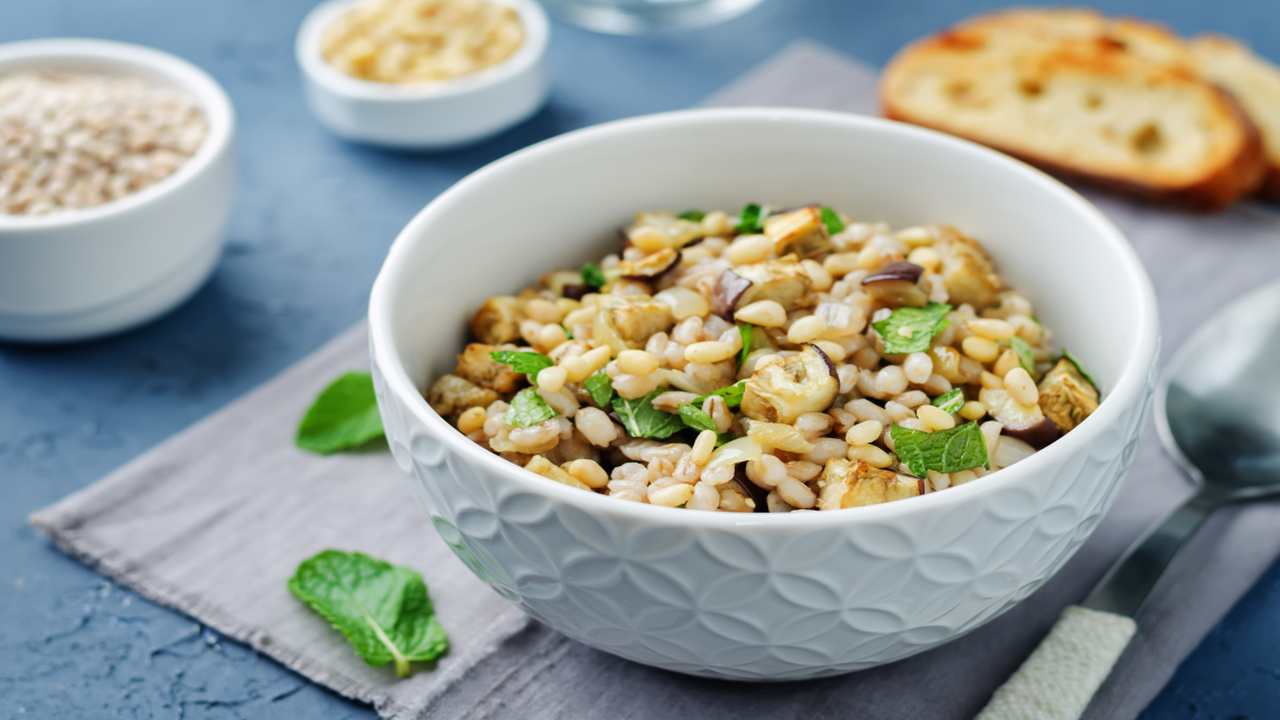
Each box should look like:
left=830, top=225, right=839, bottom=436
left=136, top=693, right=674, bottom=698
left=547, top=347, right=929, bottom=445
left=979, top=280, right=1280, bottom=719
left=1158, top=281, right=1280, bottom=498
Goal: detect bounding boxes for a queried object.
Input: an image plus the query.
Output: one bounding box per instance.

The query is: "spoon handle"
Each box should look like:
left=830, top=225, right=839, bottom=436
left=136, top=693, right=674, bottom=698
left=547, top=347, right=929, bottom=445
left=1083, top=492, right=1216, bottom=617
left=977, top=491, right=1216, bottom=720
left=976, top=606, right=1135, bottom=720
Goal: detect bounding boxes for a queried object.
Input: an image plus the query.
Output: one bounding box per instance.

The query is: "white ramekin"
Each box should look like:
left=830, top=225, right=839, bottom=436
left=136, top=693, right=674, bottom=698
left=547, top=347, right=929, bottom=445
left=295, top=0, right=550, bottom=149
left=369, top=109, right=1159, bottom=680
left=0, top=39, right=235, bottom=343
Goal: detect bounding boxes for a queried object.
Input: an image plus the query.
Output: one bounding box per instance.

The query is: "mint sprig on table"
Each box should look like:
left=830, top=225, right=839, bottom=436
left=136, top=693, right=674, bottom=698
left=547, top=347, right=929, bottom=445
left=872, top=302, right=952, bottom=355
left=296, top=372, right=385, bottom=454
left=890, top=422, right=988, bottom=478
left=288, top=550, right=448, bottom=678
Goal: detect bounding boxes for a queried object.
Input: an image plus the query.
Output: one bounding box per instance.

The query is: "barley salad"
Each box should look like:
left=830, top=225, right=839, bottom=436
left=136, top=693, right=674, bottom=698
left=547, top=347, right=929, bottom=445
left=426, top=204, right=1101, bottom=513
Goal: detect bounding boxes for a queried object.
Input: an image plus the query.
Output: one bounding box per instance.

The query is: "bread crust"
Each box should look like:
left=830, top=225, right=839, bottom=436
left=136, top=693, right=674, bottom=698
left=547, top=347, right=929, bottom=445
left=1191, top=34, right=1280, bottom=202
left=1262, top=168, right=1280, bottom=202
left=883, top=91, right=1264, bottom=211
left=881, top=11, right=1268, bottom=211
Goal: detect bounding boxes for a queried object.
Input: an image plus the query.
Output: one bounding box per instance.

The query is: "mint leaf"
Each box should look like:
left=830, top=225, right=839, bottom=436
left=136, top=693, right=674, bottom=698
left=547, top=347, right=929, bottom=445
left=1062, top=350, right=1099, bottom=392
left=288, top=550, right=448, bottom=678
left=820, top=206, right=845, bottom=234
left=677, top=209, right=705, bottom=222
left=506, top=388, right=557, bottom=428
left=1010, top=336, right=1036, bottom=374
left=696, top=380, right=746, bottom=410
left=611, top=390, right=685, bottom=440
left=737, top=324, right=754, bottom=367
left=932, top=388, right=965, bottom=414
left=584, top=370, right=614, bottom=407
left=890, top=422, right=988, bottom=478
left=490, top=350, right=553, bottom=381
left=296, top=372, right=385, bottom=454
left=581, top=262, right=606, bottom=291
left=678, top=403, right=718, bottom=433
left=872, top=303, right=952, bottom=354
left=678, top=381, right=746, bottom=434
left=736, top=202, right=764, bottom=233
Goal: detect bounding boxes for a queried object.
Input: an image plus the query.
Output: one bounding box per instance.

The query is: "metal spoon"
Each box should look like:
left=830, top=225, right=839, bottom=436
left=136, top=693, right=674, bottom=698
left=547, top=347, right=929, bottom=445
left=979, top=281, right=1280, bottom=720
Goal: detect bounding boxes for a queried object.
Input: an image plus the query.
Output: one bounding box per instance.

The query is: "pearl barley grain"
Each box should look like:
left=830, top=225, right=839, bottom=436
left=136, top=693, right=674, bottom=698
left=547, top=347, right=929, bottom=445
left=787, top=315, right=827, bottom=344
left=734, top=300, right=787, bottom=327
left=617, top=349, right=659, bottom=376
left=684, top=341, right=736, bottom=364
left=0, top=71, right=208, bottom=216
left=917, top=404, right=956, bottom=431
left=1004, top=367, right=1039, bottom=405
left=566, top=459, right=608, bottom=489
left=430, top=203, right=1101, bottom=513
left=536, top=366, right=567, bottom=394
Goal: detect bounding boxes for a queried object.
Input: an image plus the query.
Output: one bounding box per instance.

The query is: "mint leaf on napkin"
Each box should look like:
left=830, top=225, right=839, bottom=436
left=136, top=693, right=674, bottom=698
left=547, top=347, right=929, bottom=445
left=296, top=372, right=384, bottom=454
left=872, top=302, right=952, bottom=355
left=288, top=550, right=448, bottom=678
left=890, top=421, right=988, bottom=478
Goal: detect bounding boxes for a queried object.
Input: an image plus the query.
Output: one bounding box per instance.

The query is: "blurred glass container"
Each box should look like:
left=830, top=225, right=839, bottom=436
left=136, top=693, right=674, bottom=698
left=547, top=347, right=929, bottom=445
left=541, top=0, right=765, bottom=33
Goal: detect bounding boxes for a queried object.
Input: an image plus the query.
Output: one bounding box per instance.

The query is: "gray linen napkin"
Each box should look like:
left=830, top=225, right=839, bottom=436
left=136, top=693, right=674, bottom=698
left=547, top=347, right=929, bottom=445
left=32, top=41, right=1280, bottom=720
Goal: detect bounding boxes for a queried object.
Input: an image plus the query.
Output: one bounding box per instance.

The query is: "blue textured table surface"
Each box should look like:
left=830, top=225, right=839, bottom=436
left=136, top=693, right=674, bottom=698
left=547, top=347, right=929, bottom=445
left=2, top=1, right=1278, bottom=717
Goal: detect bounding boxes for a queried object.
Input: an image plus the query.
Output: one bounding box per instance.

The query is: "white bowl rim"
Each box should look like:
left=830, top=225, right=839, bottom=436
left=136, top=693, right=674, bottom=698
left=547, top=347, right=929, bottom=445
left=0, top=38, right=234, bottom=232
left=295, top=0, right=549, bottom=102
left=369, top=107, right=1159, bottom=531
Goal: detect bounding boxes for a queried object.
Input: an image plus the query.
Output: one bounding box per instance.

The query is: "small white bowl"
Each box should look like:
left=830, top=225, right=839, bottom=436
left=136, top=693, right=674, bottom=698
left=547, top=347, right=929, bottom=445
left=369, top=109, right=1159, bottom=680
left=295, top=0, right=550, bottom=149
left=0, top=39, right=235, bottom=343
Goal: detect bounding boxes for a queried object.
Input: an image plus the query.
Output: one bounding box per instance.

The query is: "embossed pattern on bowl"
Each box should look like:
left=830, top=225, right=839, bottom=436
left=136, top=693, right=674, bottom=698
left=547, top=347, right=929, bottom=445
left=368, top=109, right=1159, bottom=679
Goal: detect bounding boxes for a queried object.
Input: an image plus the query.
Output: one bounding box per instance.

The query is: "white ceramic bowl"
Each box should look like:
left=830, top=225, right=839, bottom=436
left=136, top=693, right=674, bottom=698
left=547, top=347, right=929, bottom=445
left=0, top=39, right=235, bottom=343
left=369, top=109, right=1159, bottom=680
left=295, top=0, right=550, bottom=149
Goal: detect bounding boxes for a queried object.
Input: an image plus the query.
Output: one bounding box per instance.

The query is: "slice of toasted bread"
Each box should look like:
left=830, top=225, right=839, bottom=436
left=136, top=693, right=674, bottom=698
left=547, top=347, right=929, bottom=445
left=1191, top=35, right=1280, bottom=201
left=881, top=9, right=1266, bottom=211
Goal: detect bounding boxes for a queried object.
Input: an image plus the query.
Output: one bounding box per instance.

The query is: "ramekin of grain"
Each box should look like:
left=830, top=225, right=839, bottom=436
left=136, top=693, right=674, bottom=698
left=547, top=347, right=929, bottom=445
left=0, top=39, right=235, bottom=343
left=296, top=0, right=550, bottom=149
